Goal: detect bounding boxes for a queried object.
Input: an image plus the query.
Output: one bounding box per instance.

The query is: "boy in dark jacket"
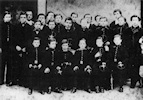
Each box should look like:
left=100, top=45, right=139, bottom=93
left=73, top=38, right=92, bottom=93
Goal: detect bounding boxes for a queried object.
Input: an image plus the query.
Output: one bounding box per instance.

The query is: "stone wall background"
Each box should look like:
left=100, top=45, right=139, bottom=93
left=45, top=0, right=140, bottom=25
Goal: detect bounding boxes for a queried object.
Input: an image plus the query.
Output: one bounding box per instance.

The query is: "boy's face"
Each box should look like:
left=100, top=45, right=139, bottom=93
left=26, top=11, right=33, bottom=21
left=4, top=14, right=11, bottom=22
left=79, top=40, right=86, bottom=49
left=48, top=22, right=56, bottom=29
left=46, top=13, right=54, bottom=21
left=38, top=15, right=45, bottom=25
left=132, top=17, right=139, bottom=28
left=81, top=19, right=87, bottom=28
left=113, top=36, right=122, bottom=45
left=55, top=15, right=62, bottom=23
left=118, top=17, right=125, bottom=26
left=62, top=43, right=69, bottom=51
left=96, top=38, right=103, bottom=47
left=71, top=14, right=78, bottom=22
left=49, top=41, right=56, bottom=49
left=34, top=22, right=41, bottom=29
left=85, top=15, right=92, bottom=23
left=100, top=18, right=107, bottom=26
left=20, top=15, right=27, bottom=24
left=33, top=40, right=40, bottom=48
left=65, top=20, right=72, bottom=28
left=114, top=11, right=121, bottom=19
left=96, top=16, right=101, bottom=23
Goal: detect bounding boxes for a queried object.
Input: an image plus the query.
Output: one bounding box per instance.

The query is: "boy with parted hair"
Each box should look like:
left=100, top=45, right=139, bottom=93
left=73, top=38, right=92, bottom=93
left=124, top=15, right=143, bottom=89
left=109, top=35, right=129, bottom=92
left=1, top=12, right=16, bottom=85
left=58, top=39, right=74, bottom=91
left=90, top=36, right=110, bottom=93
left=26, top=37, right=45, bottom=95
left=43, top=39, right=62, bottom=93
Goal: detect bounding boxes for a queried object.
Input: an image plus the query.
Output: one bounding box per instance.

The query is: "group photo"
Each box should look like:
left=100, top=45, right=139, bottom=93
left=0, top=0, right=143, bottom=100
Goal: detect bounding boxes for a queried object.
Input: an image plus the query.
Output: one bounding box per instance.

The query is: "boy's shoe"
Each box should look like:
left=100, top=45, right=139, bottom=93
left=100, top=87, right=104, bottom=93
left=71, top=87, right=76, bottom=93
left=54, top=88, right=62, bottom=93
left=118, top=87, right=123, bottom=92
left=28, top=89, right=32, bottom=95
left=85, top=88, right=92, bottom=93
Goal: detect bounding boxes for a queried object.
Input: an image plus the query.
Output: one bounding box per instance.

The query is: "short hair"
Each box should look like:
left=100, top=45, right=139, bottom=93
left=37, top=13, right=45, bottom=19
left=114, top=34, right=121, bottom=39
left=3, top=12, right=12, bottom=18
left=80, top=18, right=86, bottom=23
left=130, top=15, right=141, bottom=21
left=20, top=12, right=26, bottom=16
left=65, top=17, right=73, bottom=22
left=46, top=11, right=54, bottom=18
left=113, top=9, right=122, bottom=15
left=55, top=14, right=63, bottom=19
left=71, top=12, right=78, bottom=17
left=100, top=17, right=108, bottom=21
left=80, top=38, right=86, bottom=42
left=118, top=16, right=127, bottom=22
left=34, top=20, right=41, bottom=24
left=83, top=13, right=92, bottom=20
left=33, top=37, right=40, bottom=41
left=94, top=15, right=101, bottom=21
left=97, top=36, right=103, bottom=40
left=62, top=39, right=69, bottom=44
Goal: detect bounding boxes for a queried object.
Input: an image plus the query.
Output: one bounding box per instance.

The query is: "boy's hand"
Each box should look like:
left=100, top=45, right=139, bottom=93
left=84, top=65, right=91, bottom=71
left=44, top=67, right=50, bottom=73
left=95, top=52, right=101, bottom=58
left=19, top=53, right=22, bottom=57
left=38, top=64, right=42, bottom=69
left=22, top=48, right=26, bottom=52
left=16, top=46, right=22, bottom=51
left=105, top=46, right=109, bottom=51
left=33, top=65, right=37, bottom=69
left=56, top=66, right=61, bottom=70
left=73, top=66, right=79, bottom=71
left=87, top=68, right=92, bottom=73
left=57, top=70, right=62, bottom=75
left=29, top=64, right=33, bottom=68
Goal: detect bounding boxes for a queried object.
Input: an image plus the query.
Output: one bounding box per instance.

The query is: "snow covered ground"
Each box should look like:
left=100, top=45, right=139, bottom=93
left=0, top=85, right=143, bottom=100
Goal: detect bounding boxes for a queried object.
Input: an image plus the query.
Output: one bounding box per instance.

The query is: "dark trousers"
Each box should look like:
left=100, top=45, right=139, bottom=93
left=99, top=71, right=111, bottom=90
left=91, top=73, right=100, bottom=90
left=1, top=52, right=13, bottom=85
left=73, top=71, right=79, bottom=88
left=42, top=73, right=52, bottom=92
left=129, top=64, right=140, bottom=88
left=52, top=72, right=62, bottom=90
left=83, top=72, right=91, bottom=90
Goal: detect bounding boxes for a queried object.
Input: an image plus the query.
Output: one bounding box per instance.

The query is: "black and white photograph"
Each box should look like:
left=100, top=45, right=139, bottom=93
left=0, top=0, right=143, bottom=100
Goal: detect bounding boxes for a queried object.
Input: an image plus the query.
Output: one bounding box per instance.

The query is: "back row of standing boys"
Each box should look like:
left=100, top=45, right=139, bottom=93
left=1, top=9, right=143, bottom=94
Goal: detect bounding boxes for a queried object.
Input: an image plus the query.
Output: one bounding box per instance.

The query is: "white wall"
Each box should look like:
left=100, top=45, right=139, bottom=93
left=38, top=0, right=46, bottom=14
left=38, top=0, right=141, bottom=25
